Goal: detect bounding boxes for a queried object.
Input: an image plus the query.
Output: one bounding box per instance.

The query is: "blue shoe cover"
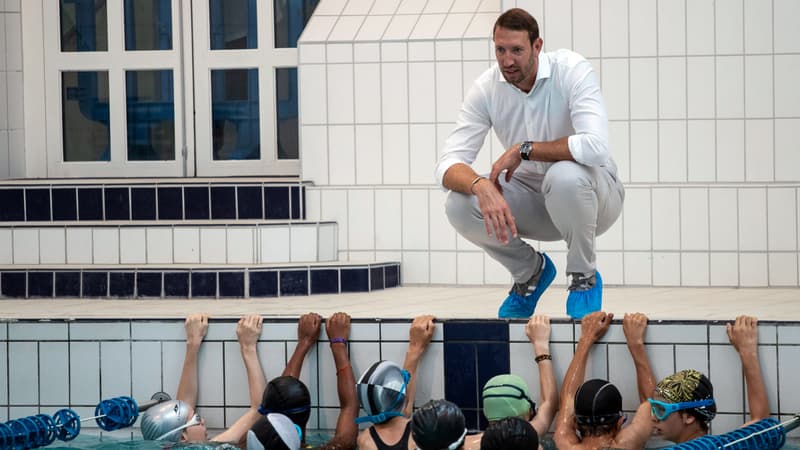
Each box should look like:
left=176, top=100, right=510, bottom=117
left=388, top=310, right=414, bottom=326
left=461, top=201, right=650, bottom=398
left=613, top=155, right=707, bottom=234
left=566, top=271, right=603, bottom=320
left=498, top=253, right=557, bottom=319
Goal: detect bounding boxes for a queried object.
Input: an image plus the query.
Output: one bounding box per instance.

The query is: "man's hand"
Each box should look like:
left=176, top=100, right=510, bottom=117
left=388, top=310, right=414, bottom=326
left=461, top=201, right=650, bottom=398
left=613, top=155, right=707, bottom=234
left=237, top=315, right=263, bottom=348
left=297, top=312, right=322, bottom=345
left=526, top=315, right=551, bottom=355
left=409, top=315, right=435, bottom=354
left=473, top=178, right=517, bottom=244
left=623, top=313, right=648, bottom=346
left=579, top=311, right=613, bottom=344
left=728, top=315, right=758, bottom=355
left=490, top=144, right=525, bottom=188
left=326, top=312, right=351, bottom=341
left=185, top=313, right=209, bottom=347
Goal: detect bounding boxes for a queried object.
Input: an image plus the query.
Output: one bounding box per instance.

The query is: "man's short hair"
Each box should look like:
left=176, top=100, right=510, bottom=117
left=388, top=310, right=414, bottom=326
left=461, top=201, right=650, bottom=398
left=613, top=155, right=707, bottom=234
left=493, top=8, right=540, bottom=44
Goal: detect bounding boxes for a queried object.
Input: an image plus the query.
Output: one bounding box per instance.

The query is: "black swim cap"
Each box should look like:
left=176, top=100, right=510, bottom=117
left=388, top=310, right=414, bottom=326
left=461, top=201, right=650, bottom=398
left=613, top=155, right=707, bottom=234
left=260, top=376, right=311, bottom=434
left=480, top=416, right=539, bottom=450
left=411, top=399, right=467, bottom=450
left=574, top=379, right=622, bottom=426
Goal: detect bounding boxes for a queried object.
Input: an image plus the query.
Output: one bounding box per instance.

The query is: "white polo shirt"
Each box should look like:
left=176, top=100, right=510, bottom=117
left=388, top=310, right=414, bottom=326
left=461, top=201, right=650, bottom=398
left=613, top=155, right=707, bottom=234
left=434, top=48, right=614, bottom=189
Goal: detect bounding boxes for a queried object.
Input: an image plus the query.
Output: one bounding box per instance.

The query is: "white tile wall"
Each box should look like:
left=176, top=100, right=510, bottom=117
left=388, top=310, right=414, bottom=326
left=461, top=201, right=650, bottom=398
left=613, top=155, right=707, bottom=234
left=174, top=227, right=200, bottom=264
left=70, top=342, right=100, bottom=405
left=200, top=227, right=226, bottom=264
left=12, top=228, right=38, bottom=264
left=745, top=120, right=774, bottom=182
left=39, top=342, right=69, bottom=405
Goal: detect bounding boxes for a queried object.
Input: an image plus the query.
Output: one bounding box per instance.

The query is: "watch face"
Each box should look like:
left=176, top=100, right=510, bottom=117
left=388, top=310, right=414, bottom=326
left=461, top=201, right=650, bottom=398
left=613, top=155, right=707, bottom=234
left=520, top=142, right=531, bottom=160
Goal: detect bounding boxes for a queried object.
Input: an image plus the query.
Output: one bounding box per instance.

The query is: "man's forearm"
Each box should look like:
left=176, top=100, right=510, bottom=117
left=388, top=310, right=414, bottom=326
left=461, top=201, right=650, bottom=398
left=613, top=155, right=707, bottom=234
left=283, top=340, right=314, bottom=378
left=442, top=163, right=482, bottom=194
left=528, top=137, right=573, bottom=162
left=740, top=349, right=770, bottom=420
left=241, top=343, right=266, bottom=408
left=627, top=343, right=656, bottom=403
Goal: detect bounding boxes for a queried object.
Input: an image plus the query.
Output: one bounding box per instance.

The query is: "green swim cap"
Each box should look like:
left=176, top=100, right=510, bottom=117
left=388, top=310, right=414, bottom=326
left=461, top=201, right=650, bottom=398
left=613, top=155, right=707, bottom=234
left=482, top=374, right=536, bottom=421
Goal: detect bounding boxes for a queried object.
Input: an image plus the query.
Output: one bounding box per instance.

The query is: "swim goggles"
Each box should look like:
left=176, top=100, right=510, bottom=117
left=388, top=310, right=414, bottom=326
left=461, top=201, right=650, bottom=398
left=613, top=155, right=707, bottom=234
left=155, top=413, right=203, bottom=441
left=647, top=398, right=715, bottom=421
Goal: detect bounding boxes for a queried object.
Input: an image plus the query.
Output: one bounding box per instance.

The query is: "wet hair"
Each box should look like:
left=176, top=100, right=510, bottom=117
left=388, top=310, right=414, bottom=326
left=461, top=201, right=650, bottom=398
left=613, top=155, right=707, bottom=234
left=574, top=379, right=623, bottom=438
left=411, top=399, right=467, bottom=450
left=493, top=8, right=540, bottom=44
left=480, top=417, right=538, bottom=450
left=260, top=376, right=311, bottom=436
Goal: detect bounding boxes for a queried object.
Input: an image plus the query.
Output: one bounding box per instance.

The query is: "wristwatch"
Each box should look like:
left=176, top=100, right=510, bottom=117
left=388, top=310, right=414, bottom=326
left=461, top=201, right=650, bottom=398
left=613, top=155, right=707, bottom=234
left=519, top=141, right=533, bottom=160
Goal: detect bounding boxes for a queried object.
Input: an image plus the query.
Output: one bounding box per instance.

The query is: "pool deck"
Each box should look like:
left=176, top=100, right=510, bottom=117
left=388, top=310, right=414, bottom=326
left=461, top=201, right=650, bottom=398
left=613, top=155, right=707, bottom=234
left=1, top=286, right=799, bottom=321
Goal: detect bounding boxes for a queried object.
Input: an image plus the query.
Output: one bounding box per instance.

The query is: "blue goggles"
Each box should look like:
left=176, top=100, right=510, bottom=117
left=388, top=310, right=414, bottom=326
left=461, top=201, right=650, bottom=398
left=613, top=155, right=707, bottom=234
left=647, top=397, right=715, bottom=421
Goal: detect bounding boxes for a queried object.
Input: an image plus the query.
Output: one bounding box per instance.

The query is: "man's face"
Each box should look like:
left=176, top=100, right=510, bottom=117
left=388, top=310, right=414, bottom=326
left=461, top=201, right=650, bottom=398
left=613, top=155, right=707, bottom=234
left=650, top=394, right=689, bottom=443
left=181, top=415, right=208, bottom=442
left=493, top=27, right=541, bottom=92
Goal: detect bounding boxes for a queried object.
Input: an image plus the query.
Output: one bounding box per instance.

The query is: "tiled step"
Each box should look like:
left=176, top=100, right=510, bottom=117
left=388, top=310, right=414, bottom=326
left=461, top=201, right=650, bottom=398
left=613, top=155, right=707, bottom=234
left=0, top=180, right=307, bottom=222
left=0, top=222, right=338, bottom=265
left=0, top=262, right=400, bottom=299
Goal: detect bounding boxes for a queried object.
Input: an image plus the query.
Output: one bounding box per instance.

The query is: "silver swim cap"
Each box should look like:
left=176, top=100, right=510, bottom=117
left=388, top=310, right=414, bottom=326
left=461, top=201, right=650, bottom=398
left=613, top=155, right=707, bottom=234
left=140, top=399, right=193, bottom=441
left=355, top=360, right=410, bottom=424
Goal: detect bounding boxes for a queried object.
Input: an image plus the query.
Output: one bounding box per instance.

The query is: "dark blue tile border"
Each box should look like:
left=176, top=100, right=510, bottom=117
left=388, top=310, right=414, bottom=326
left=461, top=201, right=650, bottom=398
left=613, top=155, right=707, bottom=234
left=310, top=269, right=339, bottom=294
left=82, top=272, right=108, bottom=297
left=249, top=271, right=278, bottom=297
left=265, top=186, right=290, bottom=220
left=0, top=271, right=26, bottom=297
left=237, top=186, right=263, bottom=219
left=280, top=270, right=308, bottom=296
left=131, top=188, right=157, bottom=220
left=0, top=189, right=24, bottom=221
left=52, top=188, right=77, bottom=221
left=25, top=189, right=51, bottom=221
left=78, top=188, right=103, bottom=221
left=385, top=265, right=400, bottom=287
left=184, top=186, right=210, bottom=220
left=28, top=272, right=54, bottom=297
left=444, top=342, right=477, bottom=409
left=219, top=272, right=244, bottom=297
left=191, top=272, right=217, bottom=298
left=110, top=272, right=135, bottom=298
left=55, top=271, right=81, bottom=297
left=104, top=187, right=130, bottom=221
left=290, top=186, right=301, bottom=220
left=444, top=321, right=509, bottom=342
left=137, top=272, right=163, bottom=297
left=370, top=267, right=384, bottom=291
left=157, top=187, right=183, bottom=220
left=164, top=272, right=189, bottom=297
left=211, top=187, right=236, bottom=220
left=341, top=268, right=369, bottom=293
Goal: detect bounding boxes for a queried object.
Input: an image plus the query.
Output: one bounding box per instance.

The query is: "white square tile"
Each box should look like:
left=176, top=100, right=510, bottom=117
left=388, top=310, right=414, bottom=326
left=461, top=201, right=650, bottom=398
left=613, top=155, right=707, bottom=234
left=436, top=61, right=463, bottom=123
left=409, top=62, right=436, bottom=123
left=652, top=252, right=680, bottom=286
left=9, top=322, right=68, bottom=340
left=8, top=130, right=22, bottom=176
left=382, top=124, right=409, bottom=184
left=347, top=190, right=375, bottom=250
left=680, top=188, right=709, bottom=250
left=402, top=251, right=430, bottom=283
left=681, top=252, right=710, bottom=286
left=353, top=42, right=380, bottom=62
left=709, top=188, right=738, bottom=250
left=226, top=227, right=254, bottom=264
left=300, top=125, right=329, bottom=185
left=71, top=322, right=129, bottom=340
left=39, top=342, right=69, bottom=405
left=775, top=55, right=800, bottom=117
left=173, top=227, right=200, bottom=264
left=774, top=0, right=800, bottom=53
left=0, top=73, right=7, bottom=129
left=744, top=55, right=773, bottom=119
left=600, top=0, right=628, bottom=57
left=456, top=251, right=485, bottom=284
left=4, top=14, right=20, bottom=71
left=0, top=342, right=5, bottom=406
left=657, top=0, right=686, bottom=55
left=601, top=59, right=629, bottom=121
left=299, top=65, right=327, bottom=124
left=651, top=188, right=679, bottom=250
left=658, top=121, right=687, bottom=182
left=710, top=344, right=743, bottom=413
left=257, top=341, right=287, bottom=382
left=410, top=124, right=436, bottom=184
left=434, top=40, right=462, bottom=62
left=462, top=39, right=491, bottom=61
left=299, top=44, right=325, bottom=63
left=328, top=125, right=356, bottom=185
left=0, top=229, right=12, bottom=263
left=197, top=342, right=225, bottom=406
left=37, top=228, right=66, bottom=265
left=710, top=252, right=739, bottom=286
left=739, top=252, right=768, bottom=286
left=744, top=0, right=772, bottom=53
left=572, top=0, right=600, bottom=57
left=70, top=342, right=100, bottom=405
left=12, top=228, right=38, bottom=264
left=687, top=120, right=716, bottom=181
left=629, top=121, right=658, bottom=182
left=687, top=58, right=716, bottom=119
left=429, top=189, right=456, bottom=251
left=93, top=228, right=119, bottom=264
left=628, top=0, right=656, bottom=56
left=608, top=121, right=629, bottom=182
left=658, top=58, right=686, bottom=120
left=629, top=59, right=657, bottom=120
left=597, top=212, right=623, bottom=250
left=101, top=342, right=131, bottom=399
left=146, top=227, right=173, bottom=264
left=409, top=13, right=446, bottom=40
left=299, top=15, right=337, bottom=42
left=66, top=227, right=93, bottom=264
left=381, top=62, right=409, bottom=123
left=355, top=125, right=382, bottom=185
left=715, top=0, right=744, bottom=54
left=199, top=227, right=226, bottom=264
left=9, top=342, right=37, bottom=404
left=745, top=119, right=774, bottom=182
left=484, top=251, right=511, bottom=284
left=769, top=252, right=798, bottom=286
left=543, top=0, right=572, bottom=51
left=291, top=225, right=318, bottom=262
left=327, top=65, right=354, bottom=124
left=375, top=190, right=402, bottom=249
left=402, top=189, right=429, bottom=250
left=622, top=188, right=652, bottom=250
left=321, top=189, right=349, bottom=252
left=131, top=342, right=163, bottom=403
left=739, top=188, right=767, bottom=251
left=716, top=57, right=745, bottom=119
left=775, top=119, right=800, bottom=182
left=408, top=41, right=434, bottom=61
left=779, top=346, right=800, bottom=412
left=119, top=227, right=146, bottom=264
left=687, top=0, right=715, bottom=54
left=624, top=252, right=652, bottom=285
left=768, top=188, right=797, bottom=251
left=223, top=341, right=249, bottom=406
left=673, top=344, right=710, bottom=380
left=353, top=65, right=381, bottom=126
left=328, top=16, right=364, bottom=42
left=429, top=251, right=456, bottom=284
left=464, top=12, right=495, bottom=39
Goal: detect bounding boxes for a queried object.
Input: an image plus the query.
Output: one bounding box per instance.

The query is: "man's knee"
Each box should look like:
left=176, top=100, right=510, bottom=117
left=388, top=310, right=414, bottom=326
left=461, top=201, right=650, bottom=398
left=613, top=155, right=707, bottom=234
left=444, top=191, right=474, bottom=231
left=543, top=161, right=592, bottom=198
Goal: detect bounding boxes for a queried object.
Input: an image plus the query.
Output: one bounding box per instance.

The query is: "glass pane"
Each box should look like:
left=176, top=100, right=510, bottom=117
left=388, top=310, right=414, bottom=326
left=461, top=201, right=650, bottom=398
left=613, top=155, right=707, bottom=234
left=60, top=0, right=108, bottom=52
left=209, top=0, right=257, bottom=50
left=276, top=68, right=298, bottom=160
left=124, top=0, right=172, bottom=51
left=274, top=0, right=319, bottom=48
left=62, top=71, right=110, bottom=162
left=126, top=70, right=175, bottom=161
left=211, top=69, right=260, bottom=160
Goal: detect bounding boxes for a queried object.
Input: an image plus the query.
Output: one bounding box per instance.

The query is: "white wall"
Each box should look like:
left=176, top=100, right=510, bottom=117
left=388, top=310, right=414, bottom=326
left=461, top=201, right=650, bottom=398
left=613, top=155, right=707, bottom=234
left=0, top=0, right=23, bottom=178
left=298, top=0, right=800, bottom=287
